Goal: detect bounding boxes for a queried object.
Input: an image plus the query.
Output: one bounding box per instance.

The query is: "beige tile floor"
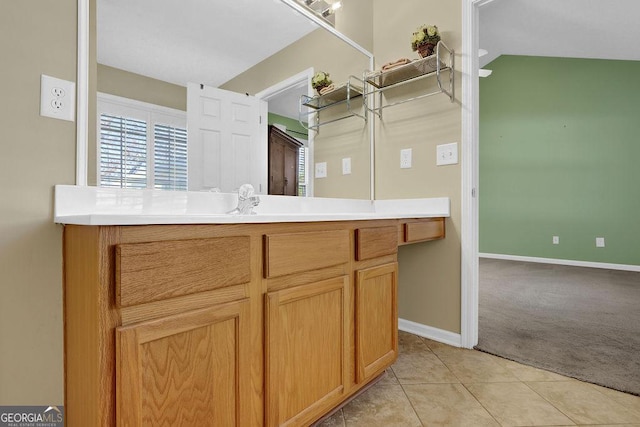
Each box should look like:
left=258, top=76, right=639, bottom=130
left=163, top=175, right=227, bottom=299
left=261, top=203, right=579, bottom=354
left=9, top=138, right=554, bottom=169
left=316, top=331, right=640, bottom=427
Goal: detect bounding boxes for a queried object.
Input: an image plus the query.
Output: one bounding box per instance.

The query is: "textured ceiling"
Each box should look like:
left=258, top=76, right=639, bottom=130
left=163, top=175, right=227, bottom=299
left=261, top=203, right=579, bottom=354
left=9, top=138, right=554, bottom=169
left=97, top=0, right=318, bottom=87
left=480, top=0, right=640, bottom=67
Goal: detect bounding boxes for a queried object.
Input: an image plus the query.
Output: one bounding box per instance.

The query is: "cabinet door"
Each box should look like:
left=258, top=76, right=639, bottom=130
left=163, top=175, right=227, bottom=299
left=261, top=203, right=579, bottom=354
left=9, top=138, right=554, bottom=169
left=116, top=299, right=250, bottom=427
left=355, top=263, right=398, bottom=383
left=265, top=276, right=349, bottom=427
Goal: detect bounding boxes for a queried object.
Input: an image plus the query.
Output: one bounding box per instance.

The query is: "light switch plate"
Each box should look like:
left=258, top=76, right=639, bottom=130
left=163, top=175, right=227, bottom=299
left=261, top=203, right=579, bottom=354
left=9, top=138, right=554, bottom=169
left=315, top=162, right=327, bottom=178
left=40, top=74, right=75, bottom=122
left=400, top=148, right=412, bottom=169
left=437, top=142, right=458, bottom=166
left=342, top=157, right=351, bottom=175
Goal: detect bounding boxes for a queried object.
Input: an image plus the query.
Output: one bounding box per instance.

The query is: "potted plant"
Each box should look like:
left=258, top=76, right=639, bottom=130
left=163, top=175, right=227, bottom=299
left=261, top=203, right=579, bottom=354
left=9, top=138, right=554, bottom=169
left=411, top=24, right=441, bottom=58
left=311, top=71, right=333, bottom=95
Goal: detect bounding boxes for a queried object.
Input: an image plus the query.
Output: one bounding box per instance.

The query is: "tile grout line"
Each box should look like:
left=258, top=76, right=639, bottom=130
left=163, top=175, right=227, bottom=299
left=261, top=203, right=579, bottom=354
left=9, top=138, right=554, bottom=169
left=411, top=336, right=504, bottom=426
left=519, top=381, right=579, bottom=426
left=459, top=382, right=505, bottom=427
left=397, top=381, right=427, bottom=427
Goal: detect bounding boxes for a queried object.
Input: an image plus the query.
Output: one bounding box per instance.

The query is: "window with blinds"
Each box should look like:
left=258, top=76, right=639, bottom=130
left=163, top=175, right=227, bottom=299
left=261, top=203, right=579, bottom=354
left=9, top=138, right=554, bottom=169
left=154, top=124, right=187, bottom=190
left=98, top=94, right=187, bottom=191
left=100, top=114, right=148, bottom=188
left=298, top=146, right=307, bottom=196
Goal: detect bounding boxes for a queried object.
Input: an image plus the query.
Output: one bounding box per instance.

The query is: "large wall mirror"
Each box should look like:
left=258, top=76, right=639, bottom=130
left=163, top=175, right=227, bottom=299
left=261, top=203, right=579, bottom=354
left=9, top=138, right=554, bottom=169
left=77, top=0, right=374, bottom=199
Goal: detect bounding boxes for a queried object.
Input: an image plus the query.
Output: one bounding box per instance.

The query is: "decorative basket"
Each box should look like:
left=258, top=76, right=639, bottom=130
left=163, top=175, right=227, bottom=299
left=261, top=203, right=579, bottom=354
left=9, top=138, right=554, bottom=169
left=417, top=43, right=436, bottom=58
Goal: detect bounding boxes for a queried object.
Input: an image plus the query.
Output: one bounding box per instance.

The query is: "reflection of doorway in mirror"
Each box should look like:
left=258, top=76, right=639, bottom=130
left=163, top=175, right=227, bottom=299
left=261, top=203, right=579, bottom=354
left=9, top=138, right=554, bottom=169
left=256, top=69, right=315, bottom=197
left=268, top=125, right=302, bottom=196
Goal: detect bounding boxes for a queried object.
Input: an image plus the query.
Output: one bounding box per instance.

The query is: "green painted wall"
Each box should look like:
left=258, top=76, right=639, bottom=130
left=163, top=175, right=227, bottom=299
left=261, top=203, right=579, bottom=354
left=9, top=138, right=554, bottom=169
left=268, top=113, right=308, bottom=141
left=479, top=55, right=640, bottom=266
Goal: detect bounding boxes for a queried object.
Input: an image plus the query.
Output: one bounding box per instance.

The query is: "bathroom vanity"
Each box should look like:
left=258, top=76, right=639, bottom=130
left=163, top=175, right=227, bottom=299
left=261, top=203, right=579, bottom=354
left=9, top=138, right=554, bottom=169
left=56, top=186, right=448, bottom=426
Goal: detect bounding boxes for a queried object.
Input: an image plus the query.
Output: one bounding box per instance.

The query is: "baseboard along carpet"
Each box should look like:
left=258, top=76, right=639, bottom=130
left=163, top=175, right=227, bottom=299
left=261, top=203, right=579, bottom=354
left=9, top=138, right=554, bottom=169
left=476, top=258, right=640, bottom=396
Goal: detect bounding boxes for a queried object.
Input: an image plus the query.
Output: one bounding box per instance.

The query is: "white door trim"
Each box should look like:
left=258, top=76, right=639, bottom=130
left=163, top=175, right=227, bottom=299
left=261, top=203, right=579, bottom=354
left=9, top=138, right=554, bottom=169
left=76, top=0, right=89, bottom=185
left=460, top=0, right=485, bottom=349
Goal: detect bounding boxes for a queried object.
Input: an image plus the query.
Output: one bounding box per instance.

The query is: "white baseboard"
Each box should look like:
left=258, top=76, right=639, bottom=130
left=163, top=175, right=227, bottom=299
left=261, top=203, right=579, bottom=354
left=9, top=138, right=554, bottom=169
left=398, top=318, right=462, bottom=348
left=479, top=253, right=640, bottom=273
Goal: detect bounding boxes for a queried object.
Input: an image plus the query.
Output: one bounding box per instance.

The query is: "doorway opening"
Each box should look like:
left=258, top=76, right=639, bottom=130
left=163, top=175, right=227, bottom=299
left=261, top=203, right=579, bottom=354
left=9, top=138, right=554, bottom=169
left=256, top=69, right=315, bottom=197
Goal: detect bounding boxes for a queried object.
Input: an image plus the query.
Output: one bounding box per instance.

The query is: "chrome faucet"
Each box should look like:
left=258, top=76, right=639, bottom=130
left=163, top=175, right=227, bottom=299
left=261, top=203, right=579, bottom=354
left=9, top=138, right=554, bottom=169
left=228, top=184, right=260, bottom=215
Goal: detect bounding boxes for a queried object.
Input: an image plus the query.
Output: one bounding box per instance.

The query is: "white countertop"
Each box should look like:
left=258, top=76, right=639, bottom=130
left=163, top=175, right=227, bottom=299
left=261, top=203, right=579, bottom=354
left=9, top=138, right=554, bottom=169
left=54, top=185, right=450, bottom=225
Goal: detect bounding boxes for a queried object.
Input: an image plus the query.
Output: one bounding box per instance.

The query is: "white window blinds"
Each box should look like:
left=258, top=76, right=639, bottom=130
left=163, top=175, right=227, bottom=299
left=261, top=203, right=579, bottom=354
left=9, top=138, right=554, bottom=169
left=298, top=146, right=307, bottom=196
left=98, top=94, right=187, bottom=191
left=154, top=123, right=188, bottom=190
left=100, top=114, right=148, bottom=188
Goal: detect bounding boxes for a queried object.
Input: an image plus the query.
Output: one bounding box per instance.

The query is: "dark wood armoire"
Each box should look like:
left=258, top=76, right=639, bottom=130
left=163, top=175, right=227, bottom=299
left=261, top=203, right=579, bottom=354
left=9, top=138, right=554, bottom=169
left=268, top=125, right=303, bottom=196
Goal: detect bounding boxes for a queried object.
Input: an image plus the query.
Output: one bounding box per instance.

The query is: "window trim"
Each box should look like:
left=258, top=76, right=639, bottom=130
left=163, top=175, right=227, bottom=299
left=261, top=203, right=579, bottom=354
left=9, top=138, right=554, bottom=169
left=97, top=93, right=187, bottom=189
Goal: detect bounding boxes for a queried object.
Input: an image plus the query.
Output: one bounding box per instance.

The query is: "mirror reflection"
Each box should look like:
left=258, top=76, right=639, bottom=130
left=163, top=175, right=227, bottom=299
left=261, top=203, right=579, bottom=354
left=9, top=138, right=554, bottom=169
left=93, top=0, right=372, bottom=199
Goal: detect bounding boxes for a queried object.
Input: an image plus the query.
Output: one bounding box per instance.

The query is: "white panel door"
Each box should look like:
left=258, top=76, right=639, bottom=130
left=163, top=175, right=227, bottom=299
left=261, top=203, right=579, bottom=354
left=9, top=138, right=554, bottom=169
left=187, top=83, right=267, bottom=193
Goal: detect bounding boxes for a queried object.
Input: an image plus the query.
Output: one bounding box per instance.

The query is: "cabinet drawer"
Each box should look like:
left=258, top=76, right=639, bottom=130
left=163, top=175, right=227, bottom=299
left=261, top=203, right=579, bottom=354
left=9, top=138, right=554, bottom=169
left=116, top=236, right=251, bottom=307
left=355, top=226, right=398, bottom=261
left=264, top=230, right=350, bottom=278
left=403, top=218, right=445, bottom=243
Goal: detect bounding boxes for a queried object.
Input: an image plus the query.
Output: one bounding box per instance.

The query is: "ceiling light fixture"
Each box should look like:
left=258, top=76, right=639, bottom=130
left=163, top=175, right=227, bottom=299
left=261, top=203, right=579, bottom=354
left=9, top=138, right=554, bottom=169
left=297, top=0, right=340, bottom=26
left=322, top=2, right=341, bottom=17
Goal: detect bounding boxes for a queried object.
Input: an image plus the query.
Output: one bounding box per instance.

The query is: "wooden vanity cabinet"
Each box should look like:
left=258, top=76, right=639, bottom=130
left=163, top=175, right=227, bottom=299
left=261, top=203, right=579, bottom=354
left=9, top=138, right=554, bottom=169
left=63, top=218, right=444, bottom=426
left=354, top=226, right=399, bottom=384
left=263, top=229, right=351, bottom=426
left=64, top=225, right=261, bottom=427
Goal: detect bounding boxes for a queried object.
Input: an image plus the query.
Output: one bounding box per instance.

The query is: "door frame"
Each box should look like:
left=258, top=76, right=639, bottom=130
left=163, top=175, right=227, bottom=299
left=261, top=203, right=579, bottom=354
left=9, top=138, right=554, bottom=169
left=461, top=0, right=494, bottom=348
left=256, top=68, right=316, bottom=197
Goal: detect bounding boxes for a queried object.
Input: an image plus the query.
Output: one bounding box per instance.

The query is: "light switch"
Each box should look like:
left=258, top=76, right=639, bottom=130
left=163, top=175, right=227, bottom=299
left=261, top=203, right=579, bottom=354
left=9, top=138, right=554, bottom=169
left=342, top=157, right=351, bottom=175
left=400, top=148, right=412, bottom=169
left=315, top=162, right=327, bottom=178
left=436, top=142, right=458, bottom=166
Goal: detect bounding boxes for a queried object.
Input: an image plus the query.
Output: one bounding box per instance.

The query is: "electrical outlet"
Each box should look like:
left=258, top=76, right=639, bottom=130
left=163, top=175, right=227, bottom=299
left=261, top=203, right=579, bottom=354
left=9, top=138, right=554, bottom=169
left=400, top=148, right=412, bottom=169
left=51, top=87, right=66, bottom=98
left=315, top=162, right=327, bottom=178
left=596, top=237, right=605, bottom=248
left=51, top=99, right=64, bottom=110
left=436, top=142, right=459, bottom=166
left=40, top=74, right=75, bottom=122
left=553, top=236, right=559, bottom=245
left=342, top=157, right=351, bottom=175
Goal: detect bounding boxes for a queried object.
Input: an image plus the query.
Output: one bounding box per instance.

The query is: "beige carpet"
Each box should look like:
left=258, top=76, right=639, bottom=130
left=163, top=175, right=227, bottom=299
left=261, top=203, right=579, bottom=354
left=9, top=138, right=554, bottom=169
left=476, top=258, right=640, bottom=396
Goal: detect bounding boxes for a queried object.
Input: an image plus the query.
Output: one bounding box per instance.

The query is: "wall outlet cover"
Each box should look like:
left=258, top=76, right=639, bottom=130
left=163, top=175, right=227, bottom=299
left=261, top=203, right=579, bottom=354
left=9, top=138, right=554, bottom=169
left=553, top=236, right=559, bottom=245
left=596, top=237, right=605, bottom=248
left=436, top=142, right=458, bottom=166
left=40, top=74, right=76, bottom=122
left=315, top=162, right=327, bottom=179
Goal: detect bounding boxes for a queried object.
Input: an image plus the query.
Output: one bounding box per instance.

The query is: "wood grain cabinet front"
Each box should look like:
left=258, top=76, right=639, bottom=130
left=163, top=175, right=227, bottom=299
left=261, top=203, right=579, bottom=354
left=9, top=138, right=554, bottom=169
left=355, top=263, right=398, bottom=384
left=402, top=218, right=445, bottom=244
left=264, top=276, right=350, bottom=427
left=115, top=299, right=251, bottom=427
left=63, top=219, right=445, bottom=427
